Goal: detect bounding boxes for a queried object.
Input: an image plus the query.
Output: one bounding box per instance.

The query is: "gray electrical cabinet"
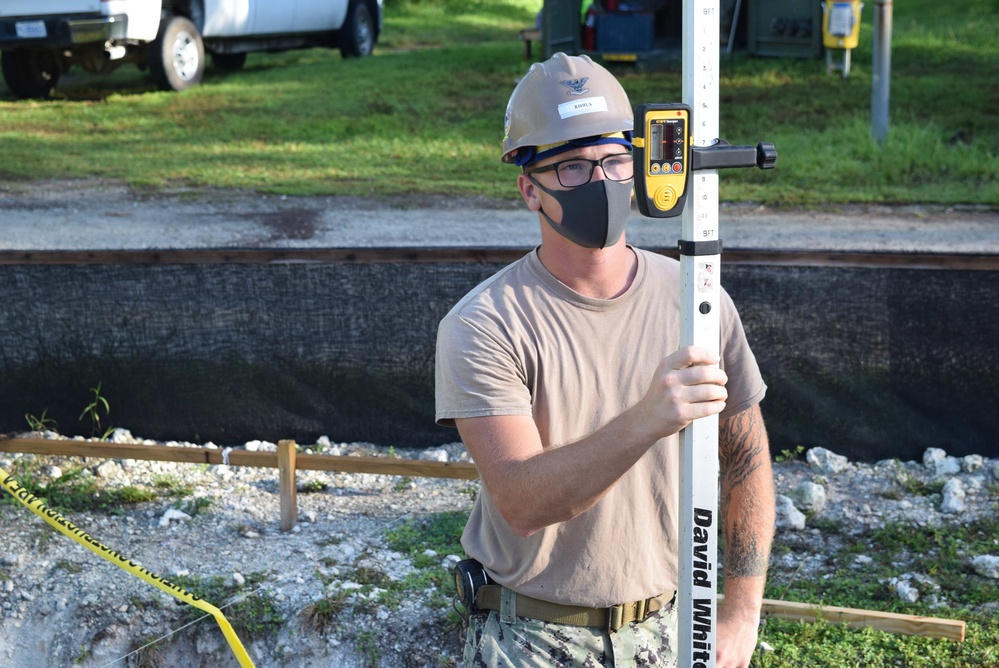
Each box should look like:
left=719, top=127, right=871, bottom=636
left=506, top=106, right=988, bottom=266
left=542, top=0, right=583, bottom=59
left=747, top=0, right=823, bottom=58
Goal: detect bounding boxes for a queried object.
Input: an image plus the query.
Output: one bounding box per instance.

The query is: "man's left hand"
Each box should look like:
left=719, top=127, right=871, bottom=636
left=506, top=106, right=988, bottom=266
left=715, top=600, right=761, bottom=668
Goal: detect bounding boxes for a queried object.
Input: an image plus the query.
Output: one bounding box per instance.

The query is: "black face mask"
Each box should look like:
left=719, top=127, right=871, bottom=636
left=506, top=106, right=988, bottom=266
left=529, top=177, right=633, bottom=249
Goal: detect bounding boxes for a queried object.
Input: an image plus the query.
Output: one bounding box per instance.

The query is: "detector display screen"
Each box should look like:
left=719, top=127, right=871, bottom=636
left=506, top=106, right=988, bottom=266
left=648, top=118, right=685, bottom=174
left=651, top=123, right=664, bottom=162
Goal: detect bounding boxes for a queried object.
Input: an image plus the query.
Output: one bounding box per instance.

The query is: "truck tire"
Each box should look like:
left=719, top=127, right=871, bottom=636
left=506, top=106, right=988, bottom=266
left=148, top=15, right=205, bottom=91
left=1, top=49, right=60, bottom=99
left=339, top=1, right=375, bottom=58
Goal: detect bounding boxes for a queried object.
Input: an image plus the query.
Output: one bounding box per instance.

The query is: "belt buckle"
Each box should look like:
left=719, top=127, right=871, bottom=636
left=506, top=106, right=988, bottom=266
left=643, top=595, right=662, bottom=621
left=607, top=596, right=662, bottom=634
left=606, top=602, right=626, bottom=634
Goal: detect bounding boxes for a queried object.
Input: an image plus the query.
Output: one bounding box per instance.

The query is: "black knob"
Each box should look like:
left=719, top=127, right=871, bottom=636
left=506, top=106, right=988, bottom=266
left=756, top=142, right=778, bottom=170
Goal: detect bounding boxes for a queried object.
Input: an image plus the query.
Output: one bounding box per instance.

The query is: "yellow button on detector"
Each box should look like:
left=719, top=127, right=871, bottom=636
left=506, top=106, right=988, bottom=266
left=654, top=186, right=677, bottom=211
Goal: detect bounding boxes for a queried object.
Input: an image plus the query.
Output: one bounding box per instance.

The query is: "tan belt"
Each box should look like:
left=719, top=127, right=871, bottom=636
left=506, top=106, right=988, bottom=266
left=475, top=584, right=675, bottom=633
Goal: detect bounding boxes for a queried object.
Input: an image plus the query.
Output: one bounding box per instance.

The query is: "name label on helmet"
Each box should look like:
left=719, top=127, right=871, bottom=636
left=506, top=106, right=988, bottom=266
left=558, top=96, right=608, bottom=120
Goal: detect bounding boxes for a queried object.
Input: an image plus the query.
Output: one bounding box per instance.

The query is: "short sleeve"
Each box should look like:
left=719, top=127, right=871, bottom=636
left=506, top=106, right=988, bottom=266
left=718, top=288, right=767, bottom=419
left=434, top=311, right=535, bottom=427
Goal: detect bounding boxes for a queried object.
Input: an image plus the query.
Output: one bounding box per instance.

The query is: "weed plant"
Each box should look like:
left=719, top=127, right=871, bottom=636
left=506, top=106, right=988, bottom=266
left=301, top=594, right=347, bottom=634
left=78, top=382, right=113, bottom=440
left=1, top=462, right=117, bottom=513
left=126, top=634, right=167, bottom=668
left=171, top=571, right=284, bottom=638
left=24, top=409, right=57, bottom=433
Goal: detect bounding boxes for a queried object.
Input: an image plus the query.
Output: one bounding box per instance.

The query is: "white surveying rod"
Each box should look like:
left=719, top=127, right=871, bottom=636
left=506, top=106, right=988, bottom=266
left=631, top=4, right=774, bottom=663
left=679, top=0, right=721, bottom=667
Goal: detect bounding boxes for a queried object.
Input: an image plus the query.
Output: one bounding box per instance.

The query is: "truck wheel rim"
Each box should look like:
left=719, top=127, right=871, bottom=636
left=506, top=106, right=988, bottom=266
left=356, top=17, right=372, bottom=54
left=171, top=32, right=199, bottom=81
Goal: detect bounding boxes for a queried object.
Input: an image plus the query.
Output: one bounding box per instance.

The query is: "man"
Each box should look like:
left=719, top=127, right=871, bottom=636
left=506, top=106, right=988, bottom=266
left=435, top=53, right=774, bottom=668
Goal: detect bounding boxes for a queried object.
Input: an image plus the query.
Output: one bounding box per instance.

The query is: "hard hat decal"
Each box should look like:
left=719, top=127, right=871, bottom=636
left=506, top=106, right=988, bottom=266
left=560, top=78, right=590, bottom=95
left=558, top=96, right=608, bottom=120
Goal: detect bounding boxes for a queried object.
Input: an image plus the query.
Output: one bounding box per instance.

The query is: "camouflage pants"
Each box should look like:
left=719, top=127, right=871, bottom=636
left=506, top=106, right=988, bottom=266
left=462, top=596, right=678, bottom=668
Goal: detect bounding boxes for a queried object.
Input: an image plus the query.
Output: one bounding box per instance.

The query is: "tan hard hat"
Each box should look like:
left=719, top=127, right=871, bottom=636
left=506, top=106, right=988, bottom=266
left=502, top=53, right=633, bottom=165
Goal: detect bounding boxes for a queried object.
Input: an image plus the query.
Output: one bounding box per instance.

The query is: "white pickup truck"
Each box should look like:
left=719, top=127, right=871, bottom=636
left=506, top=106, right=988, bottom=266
left=0, top=0, right=383, bottom=99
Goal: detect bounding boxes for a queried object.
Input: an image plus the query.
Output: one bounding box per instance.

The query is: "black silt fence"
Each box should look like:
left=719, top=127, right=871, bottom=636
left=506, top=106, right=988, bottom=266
left=0, top=258, right=995, bottom=462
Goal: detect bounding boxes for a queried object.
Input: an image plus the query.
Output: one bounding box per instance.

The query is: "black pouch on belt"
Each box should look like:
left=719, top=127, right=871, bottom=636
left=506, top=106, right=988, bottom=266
left=453, top=558, right=494, bottom=614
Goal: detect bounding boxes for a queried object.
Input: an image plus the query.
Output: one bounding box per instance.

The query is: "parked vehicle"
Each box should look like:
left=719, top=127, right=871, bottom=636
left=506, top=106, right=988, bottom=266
left=0, top=0, right=383, bottom=99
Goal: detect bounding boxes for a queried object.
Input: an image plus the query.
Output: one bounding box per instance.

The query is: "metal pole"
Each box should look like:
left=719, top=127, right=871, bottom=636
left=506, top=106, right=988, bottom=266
left=680, top=0, right=721, bottom=666
left=871, top=0, right=893, bottom=142
left=726, top=0, right=743, bottom=54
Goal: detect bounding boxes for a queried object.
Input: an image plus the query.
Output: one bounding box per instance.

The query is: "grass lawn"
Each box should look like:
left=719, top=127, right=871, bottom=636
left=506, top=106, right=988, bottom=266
left=0, top=0, right=995, bottom=207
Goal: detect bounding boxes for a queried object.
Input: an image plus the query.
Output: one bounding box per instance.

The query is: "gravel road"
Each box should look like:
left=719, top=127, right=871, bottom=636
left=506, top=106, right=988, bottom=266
left=2, top=178, right=997, bottom=253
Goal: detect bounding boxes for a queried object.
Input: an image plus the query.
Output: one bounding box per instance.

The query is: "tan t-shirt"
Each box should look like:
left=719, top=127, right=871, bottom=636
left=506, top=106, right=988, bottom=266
left=435, top=247, right=765, bottom=607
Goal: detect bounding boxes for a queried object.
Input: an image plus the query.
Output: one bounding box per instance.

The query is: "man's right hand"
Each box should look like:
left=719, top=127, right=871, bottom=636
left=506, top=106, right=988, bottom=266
left=631, top=346, right=728, bottom=442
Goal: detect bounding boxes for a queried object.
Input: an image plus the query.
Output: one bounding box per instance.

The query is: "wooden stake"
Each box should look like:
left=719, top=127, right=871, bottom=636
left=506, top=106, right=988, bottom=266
left=718, top=595, right=966, bottom=642
left=277, top=440, right=297, bottom=532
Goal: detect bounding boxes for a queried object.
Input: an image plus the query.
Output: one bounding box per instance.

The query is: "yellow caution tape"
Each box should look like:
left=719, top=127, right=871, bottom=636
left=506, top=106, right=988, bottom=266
left=1, top=466, right=255, bottom=668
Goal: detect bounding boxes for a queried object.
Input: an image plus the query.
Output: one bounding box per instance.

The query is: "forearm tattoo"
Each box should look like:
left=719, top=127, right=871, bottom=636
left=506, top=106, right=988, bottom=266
left=725, top=518, right=769, bottom=578
left=719, top=407, right=765, bottom=494
left=719, top=407, right=771, bottom=579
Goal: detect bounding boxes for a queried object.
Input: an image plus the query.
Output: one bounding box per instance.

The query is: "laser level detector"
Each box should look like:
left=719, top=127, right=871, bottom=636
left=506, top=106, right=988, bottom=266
left=633, top=104, right=776, bottom=219
left=633, top=103, right=691, bottom=218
